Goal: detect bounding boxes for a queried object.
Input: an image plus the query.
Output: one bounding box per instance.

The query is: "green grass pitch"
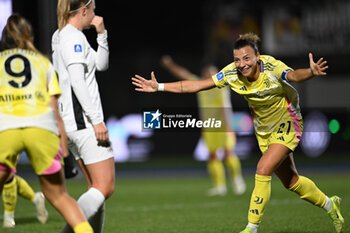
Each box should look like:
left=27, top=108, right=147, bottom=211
left=1, top=172, right=349, bottom=233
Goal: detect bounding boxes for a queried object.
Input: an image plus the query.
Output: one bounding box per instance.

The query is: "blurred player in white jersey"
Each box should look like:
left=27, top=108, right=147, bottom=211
left=132, top=33, right=344, bottom=233
left=161, top=55, right=245, bottom=196
left=52, top=0, right=114, bottom=232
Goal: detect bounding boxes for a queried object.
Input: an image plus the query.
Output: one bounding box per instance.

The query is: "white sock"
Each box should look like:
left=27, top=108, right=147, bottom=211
left=4, top=212, right=14, bottom=219
left=247, top=222, right=259, bottom=233
left=77, top=187, right=105, bottom=218
left=61, top=188, right=105, bottom=233
left=323, top=196, right=332, bottom=212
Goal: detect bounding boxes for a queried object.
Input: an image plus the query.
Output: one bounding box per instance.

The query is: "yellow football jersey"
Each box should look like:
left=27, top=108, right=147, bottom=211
left=212, top=55, right=302, bottom=138
left=0, top=49, right=61, bottom=134
left=0, top=49, right=60, bottom=116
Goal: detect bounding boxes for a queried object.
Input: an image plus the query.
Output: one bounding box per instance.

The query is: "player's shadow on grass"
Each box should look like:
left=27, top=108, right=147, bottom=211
left=15, top=216, right=64, bottom=225
left=14, top=216, right=38, bottom=225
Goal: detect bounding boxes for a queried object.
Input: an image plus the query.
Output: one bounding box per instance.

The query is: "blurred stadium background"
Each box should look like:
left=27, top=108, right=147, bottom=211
left=1, top=1, right=350, bottom=232
left=1, top=0, right=349, bottom=172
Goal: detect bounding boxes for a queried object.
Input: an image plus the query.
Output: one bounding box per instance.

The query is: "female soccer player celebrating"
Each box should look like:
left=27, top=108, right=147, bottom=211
left=132, top=33, right=344, bottom=233
left=52, top=0, right=114, bottom=232
left=0, top=14, right=93, bottom=233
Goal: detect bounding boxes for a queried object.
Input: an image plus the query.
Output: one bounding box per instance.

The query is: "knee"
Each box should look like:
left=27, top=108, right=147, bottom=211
left=94, top=179, right=115, bottom=199
left=105, top=175, right=115, bottom=198
left=256, top=165, right=273, bottom=176
left=104, top=182, right=115, bottom=199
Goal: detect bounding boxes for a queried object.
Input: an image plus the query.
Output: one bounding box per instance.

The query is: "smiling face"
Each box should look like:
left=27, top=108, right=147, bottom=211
left=233, top=45, right=260, bottom=81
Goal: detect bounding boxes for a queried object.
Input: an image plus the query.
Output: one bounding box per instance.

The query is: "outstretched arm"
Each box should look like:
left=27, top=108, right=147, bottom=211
left=161, top=55, right=193, bottom=80
left=132, top=72, right=216, bottom=93
left=287, top=53, right=328, bottom=82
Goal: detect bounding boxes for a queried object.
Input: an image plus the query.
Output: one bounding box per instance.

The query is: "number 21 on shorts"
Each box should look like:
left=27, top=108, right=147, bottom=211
left=277, top=121, right=291, bottom=135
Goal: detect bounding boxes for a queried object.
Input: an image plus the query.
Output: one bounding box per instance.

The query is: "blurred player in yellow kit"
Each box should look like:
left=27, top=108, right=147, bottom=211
left=133, top=33, right=344, bottom=233
left=2, top=172, right=48, bottom=227
left=161, top=55, right=245, bottom=196
left=0, top=14, right=93, bottom=233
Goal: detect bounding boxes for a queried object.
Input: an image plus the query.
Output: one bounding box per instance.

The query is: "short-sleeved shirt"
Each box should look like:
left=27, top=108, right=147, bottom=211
left=0, top=48, right=61, bottom=135
left=52, top=24, right=104, bottom=132
left=212, top=55, right=302, bottom=138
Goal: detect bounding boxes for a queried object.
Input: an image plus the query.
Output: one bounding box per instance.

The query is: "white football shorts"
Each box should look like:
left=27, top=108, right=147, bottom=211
left=67, top=127, right=114, bottom=165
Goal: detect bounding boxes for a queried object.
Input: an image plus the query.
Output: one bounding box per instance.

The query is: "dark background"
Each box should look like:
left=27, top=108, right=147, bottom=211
left=9, top=0, right=350, bottom=157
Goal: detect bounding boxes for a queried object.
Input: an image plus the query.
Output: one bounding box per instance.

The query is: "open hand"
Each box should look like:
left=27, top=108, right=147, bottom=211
left=132, top=71, right=159, bottom=92
left=309, top=53, right=328, bottom=76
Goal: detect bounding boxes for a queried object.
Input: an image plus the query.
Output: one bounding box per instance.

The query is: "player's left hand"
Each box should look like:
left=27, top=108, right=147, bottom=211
left=93, top=122, right=109, bottom=143
left=91, top=15, right=105, bottom=34
left=309, top=53, right=328, bottom=76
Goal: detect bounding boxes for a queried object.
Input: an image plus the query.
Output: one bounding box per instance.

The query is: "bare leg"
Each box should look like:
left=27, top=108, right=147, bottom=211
left=275, top=151, right=328, bottom=208
left=274, top=152, right=299, bottom=188
left=38, top=170, right=87, bottom=229
left=83, top=157, right=115, bottom=198
left=60, top=158, right=115, bottom=233
left=77, top=159, right=92, bottom=188
left=256, top=144, right=291, bottom=176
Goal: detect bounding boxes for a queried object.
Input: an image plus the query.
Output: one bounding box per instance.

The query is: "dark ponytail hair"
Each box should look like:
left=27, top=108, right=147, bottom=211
left=234, top=32, right=260, bottom=54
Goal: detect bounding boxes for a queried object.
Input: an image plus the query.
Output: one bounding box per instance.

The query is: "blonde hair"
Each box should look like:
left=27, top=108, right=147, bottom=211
left=234, top=32, right=260, bottom=53
left=0, top=14, right=39, bottom=53
left=57, top=0, right=92, bottom=30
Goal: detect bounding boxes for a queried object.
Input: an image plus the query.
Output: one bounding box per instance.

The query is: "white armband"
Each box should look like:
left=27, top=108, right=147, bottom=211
left=158, top=83, right=164, bottom=91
